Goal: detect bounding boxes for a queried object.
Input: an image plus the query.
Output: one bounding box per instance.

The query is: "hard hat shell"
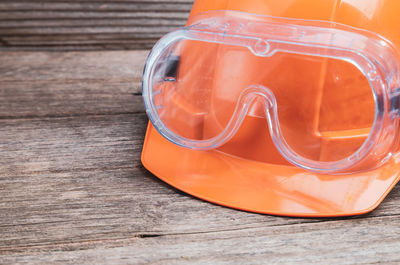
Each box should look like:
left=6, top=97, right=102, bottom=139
left=141, top=0, right=400, bottom=217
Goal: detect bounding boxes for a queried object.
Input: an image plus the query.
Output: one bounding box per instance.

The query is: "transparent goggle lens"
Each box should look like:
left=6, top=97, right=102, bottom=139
left=150, top=39, right=374, bottom=162
left=143, top=10, right=400, bottom=173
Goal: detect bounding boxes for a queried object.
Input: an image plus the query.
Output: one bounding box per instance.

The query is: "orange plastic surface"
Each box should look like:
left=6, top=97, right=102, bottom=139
left=141, top=0, right=400, bottom=216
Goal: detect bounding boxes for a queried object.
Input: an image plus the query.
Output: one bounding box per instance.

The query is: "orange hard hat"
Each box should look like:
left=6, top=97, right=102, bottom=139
left=141, top=0, right=400, bottom=217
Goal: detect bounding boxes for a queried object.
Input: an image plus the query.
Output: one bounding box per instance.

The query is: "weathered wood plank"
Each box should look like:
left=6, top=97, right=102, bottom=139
left=0, top=36, right=159, bottom=50
left=0, top=0, right=194, bottom=50
left=0, top=51, right=147, bottom=117
left=0, top=2, right=193, bottom=12
left=0, top=26, right=177, bottom=35
left=0, top=81, right=143, bottom=118
left=0, top=18, right=186, bottom=28
left=0, top=42, right=155, bottom=51
left=0, top=11, right=190, bottom=20
left=0, top=217, right=397, bottom=264
left=1, top=212, right=400, bottom=264
left=0, top=114, right=146, bottom=174
left=0, top=51, right=147, bottom=82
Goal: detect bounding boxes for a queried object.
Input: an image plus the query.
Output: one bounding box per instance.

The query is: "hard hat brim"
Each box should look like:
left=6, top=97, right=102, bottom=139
left=142, top=123, right=400, bottom=217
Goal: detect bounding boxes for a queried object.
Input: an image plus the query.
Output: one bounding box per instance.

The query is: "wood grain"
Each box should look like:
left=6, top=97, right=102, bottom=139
left=0, top=0, right=194, bottom=51
left=0, top=51, right=400, bottom=264
left=2, top=216, right=400, bottom=264
left=0, top=50, right=148, bottom=82
left=0, top=51, right=147, bottom=118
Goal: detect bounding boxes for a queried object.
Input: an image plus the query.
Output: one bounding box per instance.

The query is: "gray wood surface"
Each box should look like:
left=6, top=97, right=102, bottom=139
left=0, top=0, right=194, bottom=51
left=1, top=50, right=400, bottom=264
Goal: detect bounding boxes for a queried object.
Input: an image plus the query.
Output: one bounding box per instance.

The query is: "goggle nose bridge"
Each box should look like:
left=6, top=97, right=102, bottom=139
left=214, top=84, right=277, bottom=146
left=207, top=84, right=296, bottom=164
left=201, top=84, right=275, bottom=149
left=239, top=84, right=275, bottom=111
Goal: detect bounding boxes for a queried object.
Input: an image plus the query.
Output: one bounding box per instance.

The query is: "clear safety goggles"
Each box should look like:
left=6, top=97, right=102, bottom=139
left=142, top=10, right=400, bottom=174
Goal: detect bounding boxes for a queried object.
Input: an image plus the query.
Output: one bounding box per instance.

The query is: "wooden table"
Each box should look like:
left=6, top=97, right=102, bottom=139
left=1, top=50, right=400, bottom=264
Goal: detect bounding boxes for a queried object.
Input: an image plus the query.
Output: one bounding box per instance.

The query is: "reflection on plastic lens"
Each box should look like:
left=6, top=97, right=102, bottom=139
left=151, top=39, right=374, bottom=162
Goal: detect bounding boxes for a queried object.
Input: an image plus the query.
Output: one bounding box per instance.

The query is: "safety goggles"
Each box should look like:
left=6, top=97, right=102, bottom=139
left=143, top=10, right=400, bottom=174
